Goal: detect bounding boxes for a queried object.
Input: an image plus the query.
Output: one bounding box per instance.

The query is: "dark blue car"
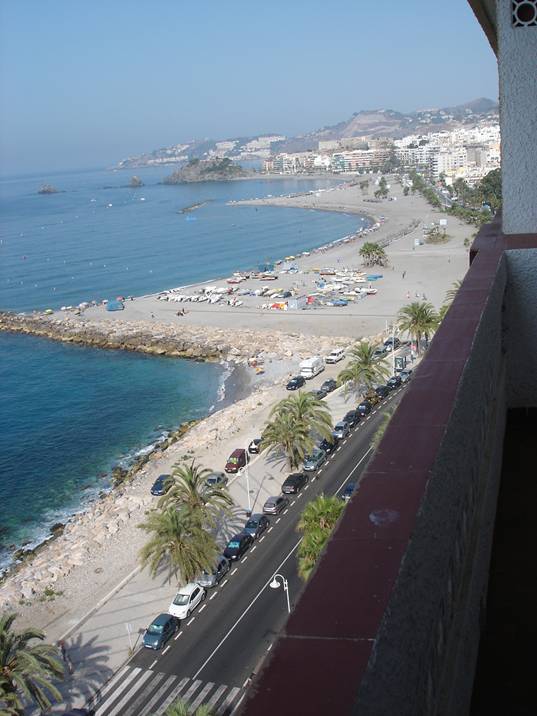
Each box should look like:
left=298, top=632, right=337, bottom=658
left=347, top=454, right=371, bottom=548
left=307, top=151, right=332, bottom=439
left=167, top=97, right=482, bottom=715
left=150, top=474, right=171, bottom=496
left=142, top=613, right=178, bottom=650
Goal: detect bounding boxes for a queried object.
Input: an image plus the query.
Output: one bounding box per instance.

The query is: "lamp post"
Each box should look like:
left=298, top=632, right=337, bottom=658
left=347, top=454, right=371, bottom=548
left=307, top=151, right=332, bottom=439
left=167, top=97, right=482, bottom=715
left=244, top=461, right=252, bottom=516
left=270, top=573, right=291, bottom=613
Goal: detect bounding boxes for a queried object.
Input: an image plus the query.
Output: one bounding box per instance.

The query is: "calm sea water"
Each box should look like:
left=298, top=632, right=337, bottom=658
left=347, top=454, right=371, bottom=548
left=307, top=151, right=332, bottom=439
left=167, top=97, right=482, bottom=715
left=0, top=167, right=364, bottom=567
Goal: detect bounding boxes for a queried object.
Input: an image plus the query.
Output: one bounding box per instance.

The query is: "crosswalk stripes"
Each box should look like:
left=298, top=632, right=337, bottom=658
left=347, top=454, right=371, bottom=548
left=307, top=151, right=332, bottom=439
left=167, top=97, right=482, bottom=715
left=93, top=666, right=244, bottom=715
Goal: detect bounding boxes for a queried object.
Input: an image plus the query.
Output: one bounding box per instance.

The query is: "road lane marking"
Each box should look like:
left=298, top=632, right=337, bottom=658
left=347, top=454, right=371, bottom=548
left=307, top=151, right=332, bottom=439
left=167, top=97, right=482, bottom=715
left=210, top=593, right=217, bottom=600
left=267, top=642, right=273, bottom=652
left=276, top=517, right=281, bottom=524
left=174, top=629, right=183, bottom=639
left=283, top=508, right=289, bottom=514
left=343, top=439, right=348, bottom=445
left=290, top=500, right=296, bottom=506
left=199, top=604, right=207, bottom=612
left=231, top=568, right=238, bottom=575
left=268, top=526, right=273, bottom=532
left=251, top=545, right=257, bottom=552
left=192, top=539, right=302, bottom=680
left=336, top=446, right=342, bottom=451
left=187, top=616, right=195, bottom=626
left=242, top=556, right=248, bottom=562
left=104, top=668, right=154, bottom=716
left=206, top=685, right=227, bottom=710
left=304, top=484, right=309, bottom=490
left=189, top=682, right=216, bottom=713
left=149, top=660, right=158, bottom=670
left=147, top=677, right=189, bottom=716
left=297, top=492, right=303, bottom=499
left=221, top=579, right=229, bottom=587
left=162, top=645, right=171, bottom=655
left=259, top=535, right=266, bottom=542
left=231, top=692, right=247, bottom=715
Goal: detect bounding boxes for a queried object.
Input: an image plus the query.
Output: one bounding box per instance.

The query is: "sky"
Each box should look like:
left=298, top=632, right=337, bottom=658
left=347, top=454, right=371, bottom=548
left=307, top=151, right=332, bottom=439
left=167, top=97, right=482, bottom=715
left=0, top=0, right=498, bottom=175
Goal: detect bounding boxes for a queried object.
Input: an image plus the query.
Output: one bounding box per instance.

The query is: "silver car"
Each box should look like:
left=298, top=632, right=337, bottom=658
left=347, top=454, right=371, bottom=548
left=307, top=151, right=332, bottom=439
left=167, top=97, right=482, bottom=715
left=303, top=448, right=326, bottom=472
left=332, top=421, right=350, bottom=440
left=205, top=472, right=228, bottom=488
left=263, top=496, right=289, bottom=515
left=196, top=555, right=230, bottom=588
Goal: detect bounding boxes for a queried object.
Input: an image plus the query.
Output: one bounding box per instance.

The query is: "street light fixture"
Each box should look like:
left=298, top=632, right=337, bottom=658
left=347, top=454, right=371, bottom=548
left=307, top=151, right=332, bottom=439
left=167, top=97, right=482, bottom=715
left=269, top=573, right=291, bottom=613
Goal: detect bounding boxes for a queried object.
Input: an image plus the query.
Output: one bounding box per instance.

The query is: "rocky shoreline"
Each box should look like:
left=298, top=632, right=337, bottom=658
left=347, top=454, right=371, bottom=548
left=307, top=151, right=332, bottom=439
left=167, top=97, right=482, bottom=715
left=0, top=311, right=349, bottom=364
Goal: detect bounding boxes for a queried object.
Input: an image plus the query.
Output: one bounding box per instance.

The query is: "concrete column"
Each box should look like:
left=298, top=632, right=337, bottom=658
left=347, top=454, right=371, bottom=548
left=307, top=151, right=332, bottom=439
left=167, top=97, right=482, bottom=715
left=497, top=0, right=537, bottom=234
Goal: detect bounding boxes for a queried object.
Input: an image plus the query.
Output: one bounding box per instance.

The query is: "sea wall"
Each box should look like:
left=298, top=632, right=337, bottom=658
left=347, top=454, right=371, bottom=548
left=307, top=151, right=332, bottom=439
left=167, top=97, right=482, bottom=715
left=0, top=312, right=350, bottom=363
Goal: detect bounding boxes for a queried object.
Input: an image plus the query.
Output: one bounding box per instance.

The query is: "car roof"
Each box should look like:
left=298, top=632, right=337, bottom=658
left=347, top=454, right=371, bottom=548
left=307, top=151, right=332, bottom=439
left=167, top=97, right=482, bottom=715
left=229, top=448, right=244, bottom=457
left=229, top=532, right=247, bottom=541
left=175, top=582, right=200, bottom=596
left=152, top=613, right=173, bottom=626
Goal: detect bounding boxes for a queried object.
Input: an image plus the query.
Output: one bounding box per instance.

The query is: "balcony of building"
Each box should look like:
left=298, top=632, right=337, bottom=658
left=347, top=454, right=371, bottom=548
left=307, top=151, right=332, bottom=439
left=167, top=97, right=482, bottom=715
left=239, top=2, right=537, bottom=715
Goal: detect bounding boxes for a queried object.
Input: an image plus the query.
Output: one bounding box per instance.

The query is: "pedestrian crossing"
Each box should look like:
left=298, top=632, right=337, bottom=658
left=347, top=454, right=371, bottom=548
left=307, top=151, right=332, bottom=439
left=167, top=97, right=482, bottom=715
left=91, top=666, right=244, bottom=715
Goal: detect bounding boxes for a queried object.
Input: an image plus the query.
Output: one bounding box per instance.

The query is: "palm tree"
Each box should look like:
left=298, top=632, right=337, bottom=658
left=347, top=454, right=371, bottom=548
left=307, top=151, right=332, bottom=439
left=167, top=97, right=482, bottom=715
left=159, top=461, right=233, bottom=527
left=337, top=341, right=391, bottom=395
left=0, top=613, right=64, bottom=715
left=444, top=279, right=462, bottom=305
left=296, top=495, right=345, bottom=582
left=397, top=302, right=439, bottom=354
left=371, top=408, right=394, bottom=451
left=138, top=507, right=217, bottom=585
left=261, top=410, right=313, bottom=470
left=359, top=242, right=388, bottom=267
left=164, top=698, right=214, bottom=716
left=275, top=391, right=333, bottom=441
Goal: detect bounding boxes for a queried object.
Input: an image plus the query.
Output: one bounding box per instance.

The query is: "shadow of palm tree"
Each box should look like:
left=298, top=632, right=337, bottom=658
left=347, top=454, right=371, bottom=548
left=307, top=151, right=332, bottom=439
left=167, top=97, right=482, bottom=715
left=213, top=505, right=245, bottom=544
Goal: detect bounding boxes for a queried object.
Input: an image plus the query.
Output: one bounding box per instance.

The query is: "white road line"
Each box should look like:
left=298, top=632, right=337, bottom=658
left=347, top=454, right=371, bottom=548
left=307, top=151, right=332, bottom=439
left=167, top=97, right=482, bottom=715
left=231, top=567, right=238, bottom=575
left=336, top=446, right=342, bottom=451
left=149, top=660, right=158, bottom=670
left=210, top=592, right=217, bottom=600
left=206, top=684, right=228, bottom=710
left=174, top=629, right=183, bottom=639
left=181, top=679, right=203, bottom=705
left=231, top=692, right=247, bottom=715
left=162, top=645, right=171, bottom=655
left=199, top=603, right=207, bottom=612
left=192, top=539, right=302, bottom=680
left=259, top=535, right=266, bottom=542
left=187, top=616, right=195, bottom=626
left=243, top=677, right=250, bottom=688
left=290, top=500, right=296, bottom=506
left=251, top=545, right=257, bottom=552
left=304, top=484, right=309, bottom=490
left=283, top=508, right=289, bottom=514
left=267, top=642, right=273, bottom=652
left=99, top=668, right=152, bottom=716
left=151, top=677, right=190, bottom=716
left=87, top=665, right=129, bottom=708
left=276, top=517, right=281, bottom=524
left=133, top=672, right=167, bottom=716
left=189, top=682, right=215, bottom=712
left=242, top=556, right=248, bottom=562
left=343, top=439, right=348, bottom=445
left=267, top=526, right=274, bottom=532
left=297, top=492, right=303, bottom=499
left=221, top=578, right=229, bottom=587
left=216, top=686, right=241, bottom=716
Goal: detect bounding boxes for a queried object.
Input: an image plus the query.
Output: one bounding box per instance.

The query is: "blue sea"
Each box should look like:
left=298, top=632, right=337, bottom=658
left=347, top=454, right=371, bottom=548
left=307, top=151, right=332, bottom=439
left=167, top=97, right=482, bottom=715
left=0, top=167, right=365, bottom=569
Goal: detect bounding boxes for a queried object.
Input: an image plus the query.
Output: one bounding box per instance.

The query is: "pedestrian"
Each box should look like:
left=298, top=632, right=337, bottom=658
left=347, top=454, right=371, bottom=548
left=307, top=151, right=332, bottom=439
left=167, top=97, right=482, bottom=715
left=58, top=640, right=74, bottom=675
left=402, top=271, right=406, bottom=279
left=150, top=312, right=155, bottom=319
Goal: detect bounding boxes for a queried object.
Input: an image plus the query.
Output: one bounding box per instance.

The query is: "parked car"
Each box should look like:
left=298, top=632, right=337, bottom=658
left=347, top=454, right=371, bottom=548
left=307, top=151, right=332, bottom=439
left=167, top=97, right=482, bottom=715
left=383, top=337, right=401, bottom=352
left=197, top=555, right=230, bottom=588
left=225, top=448, right=248, bottom=473
left=373, top=345, right=388, bottom=359
left=205, top=471, right=228, bottom=487
left=325, top=348, right=345, bottom=364
left=343, top=410, right=360, bottom=428
left=143, top=614, right=178, bottom=650
left=357, top=400, right=372, bottom=416
left=375, top=385, right=390, bottom=399
left=321, top=434, right=340, bottom=453
left=168, top=583, right=206, bottom=620
left=303, top=448, right=327, bottom=472
left=282, top=472, right=308, bottom=494
left=223, top=532, right=253, bottom=561
left=341, top=482, right=357, bottom=501
left=248, top=438, right=262, bottom=454
left=332, top=421, right=350, bottom=440
left=387, top=375, right=402, bottom=390
left=150, top=474, right=170, bottom=496
left=263, top=495, right=290, bottom=514
left=286, top=375, right=306, bottom=390
left=243, top=513, right=270, bottom=539
left=364, top=390, right=381, bottom=406
left=320, top=378, right=337, bottom=394
left=310, top=388, right=327, bottom=400
left=399, top=369, right=413, bottom=383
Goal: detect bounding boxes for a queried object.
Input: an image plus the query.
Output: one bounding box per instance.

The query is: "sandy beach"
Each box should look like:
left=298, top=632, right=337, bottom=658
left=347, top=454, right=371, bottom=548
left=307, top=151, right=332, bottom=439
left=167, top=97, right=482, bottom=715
left=0, top=178, right=475, bottom=701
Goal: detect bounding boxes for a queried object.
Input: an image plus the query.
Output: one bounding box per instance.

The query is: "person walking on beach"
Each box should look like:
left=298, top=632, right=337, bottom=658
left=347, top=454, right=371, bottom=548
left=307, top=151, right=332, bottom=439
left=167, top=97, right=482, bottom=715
left=402, top=271, right=406, bottom=279
left=58, top=640, right=74, bottom=674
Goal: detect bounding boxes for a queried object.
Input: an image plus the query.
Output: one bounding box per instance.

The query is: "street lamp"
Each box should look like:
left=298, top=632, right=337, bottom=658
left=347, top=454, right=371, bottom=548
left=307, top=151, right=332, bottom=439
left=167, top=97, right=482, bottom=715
left=270, top=573, right=291, bottom=613
left=244, top=461, right=252, bottom=516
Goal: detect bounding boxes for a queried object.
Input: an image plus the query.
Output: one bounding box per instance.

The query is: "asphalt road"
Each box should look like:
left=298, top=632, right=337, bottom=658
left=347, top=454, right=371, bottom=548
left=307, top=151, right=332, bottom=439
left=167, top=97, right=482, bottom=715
left=94, top=386, right=405, bottom=715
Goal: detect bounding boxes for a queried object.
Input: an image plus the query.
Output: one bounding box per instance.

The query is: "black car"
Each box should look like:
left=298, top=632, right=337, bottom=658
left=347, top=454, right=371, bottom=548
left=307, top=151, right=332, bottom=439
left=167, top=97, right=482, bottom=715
left=375, top=385, right=390, bottom=399
left=310, top=388, right=327, bottom=400
left=243, top=514, right=270, bottom=539
left=387, top=375, right=402, bottom=390
left=318, top=436, right=338, bottom=454
left=286, top=376, right=306, bottom=391
left=341, top=482, right=357, bottom=501
left=357, top=400, right=372, bottom=416
left=150, top=474, right=171, bottom=496
left=248, top=438, right=262, bottom=454
left=320, top=378, right=337, bottom=394
left=343, top=410, right=360, bottom=428
left=223, top=533, right=253, bottom=561
left=373, top=346, right=388, bottom=359
left=383, top=337, right=401, bottom=351
left=282, top=472, right=308, bottom=494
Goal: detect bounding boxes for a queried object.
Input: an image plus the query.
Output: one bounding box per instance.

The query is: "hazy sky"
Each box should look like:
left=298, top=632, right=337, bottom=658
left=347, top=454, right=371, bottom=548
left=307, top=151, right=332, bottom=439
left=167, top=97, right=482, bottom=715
left=0, top=0, right=498, bottom=174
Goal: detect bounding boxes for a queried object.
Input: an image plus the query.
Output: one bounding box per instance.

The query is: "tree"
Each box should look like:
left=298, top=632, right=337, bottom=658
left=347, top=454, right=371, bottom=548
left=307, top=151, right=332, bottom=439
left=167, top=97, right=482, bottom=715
left=138, top=507, right=218, bottom=585
left=158, top=461, right=233, bottom=528
left=165, top=699, right=214, bottom=716
left=444, top=279, right=462, bottom=305
left=359, top=242, right=388, bottom=267
left=261, top=409, right=313, bottom=470
left=374, top=176, right=389, bottom=199
left=477, top=168, right=501, bottom=212
left=275, top=392, right=333, bottom=442
left=337, top=341, right=391, bottom=395
left=0, top=613, right=64, bottom=715
left=397, top=302, right=439, bottom=354
left=371, top=408, right=394, bottom=451
left=296, top=495, right=345, bottom=581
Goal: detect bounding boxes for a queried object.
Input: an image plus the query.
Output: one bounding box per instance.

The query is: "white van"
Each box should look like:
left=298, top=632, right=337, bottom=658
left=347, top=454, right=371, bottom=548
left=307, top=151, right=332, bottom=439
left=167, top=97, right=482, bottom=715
left=299, top=356, right=325, bottom=379
left=325, top=348, right=345, bottom=364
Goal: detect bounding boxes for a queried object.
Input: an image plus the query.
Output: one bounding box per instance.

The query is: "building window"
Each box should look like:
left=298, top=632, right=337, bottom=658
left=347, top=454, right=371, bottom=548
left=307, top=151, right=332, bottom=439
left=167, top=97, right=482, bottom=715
left=512, top=1, right=537, bottom=26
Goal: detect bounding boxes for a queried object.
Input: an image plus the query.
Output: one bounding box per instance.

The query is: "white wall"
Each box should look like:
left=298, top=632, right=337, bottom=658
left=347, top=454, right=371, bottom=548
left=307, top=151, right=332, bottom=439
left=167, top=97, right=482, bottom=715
left=497, top=1, right=537, bottom=233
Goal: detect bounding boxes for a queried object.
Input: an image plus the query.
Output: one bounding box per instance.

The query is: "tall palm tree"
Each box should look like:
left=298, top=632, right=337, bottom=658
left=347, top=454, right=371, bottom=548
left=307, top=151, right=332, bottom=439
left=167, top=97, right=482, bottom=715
left=261, top=410, right=313, bottom=470
left=371, top=408, right=394, bottom=451
left=163, top=698, right=214, bottom=716
left=275, top=391, right=333, bottom=441
left=296, top=495, right=345, bottom=582
left=444, top=279, right=462, bottom=305
left=337, top=341, right=391, bottom=395
left=159, top=461, right=233, bottom=527
left=138, top=507, right=217, bottom=585
left=0, top=613, right=64, bottom=715
left=397, top=302, right=439, bottom=354
left=297, top=527, right=328, bottom=582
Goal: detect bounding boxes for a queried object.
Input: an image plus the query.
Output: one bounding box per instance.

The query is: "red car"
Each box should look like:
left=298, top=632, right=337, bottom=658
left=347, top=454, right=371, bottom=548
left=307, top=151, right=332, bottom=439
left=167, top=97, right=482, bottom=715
left=225, top=448, right=249, bottom=473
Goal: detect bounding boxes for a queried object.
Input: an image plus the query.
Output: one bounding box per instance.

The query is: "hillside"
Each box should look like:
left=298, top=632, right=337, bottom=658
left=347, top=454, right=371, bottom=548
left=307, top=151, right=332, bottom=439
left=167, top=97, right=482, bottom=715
left=162, top=158, right=252, bottom=184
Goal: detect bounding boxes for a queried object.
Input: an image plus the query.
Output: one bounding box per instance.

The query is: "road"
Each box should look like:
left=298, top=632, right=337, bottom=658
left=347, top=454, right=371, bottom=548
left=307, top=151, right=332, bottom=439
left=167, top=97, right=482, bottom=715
left=91, top=385, right=405, bottom=716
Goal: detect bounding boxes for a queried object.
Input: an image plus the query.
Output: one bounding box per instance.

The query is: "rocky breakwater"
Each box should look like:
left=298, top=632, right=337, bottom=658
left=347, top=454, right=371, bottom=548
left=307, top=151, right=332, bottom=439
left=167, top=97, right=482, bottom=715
left=0, top=311, right=351, bottom=363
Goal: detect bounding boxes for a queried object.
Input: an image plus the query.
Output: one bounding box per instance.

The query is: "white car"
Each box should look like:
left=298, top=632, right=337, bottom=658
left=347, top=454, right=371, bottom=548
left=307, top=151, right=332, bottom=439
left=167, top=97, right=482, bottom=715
left=168, top=583, right=206, bottom=620
left=325, top=348, right=345, bottom=364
